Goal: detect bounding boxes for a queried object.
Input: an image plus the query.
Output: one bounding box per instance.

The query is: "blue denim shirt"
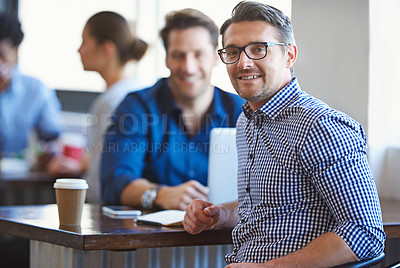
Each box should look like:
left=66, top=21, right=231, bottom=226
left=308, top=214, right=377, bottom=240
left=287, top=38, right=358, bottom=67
left=0, top=66, right=61, bottom=154
left=100, top=78, right=245, bottom=204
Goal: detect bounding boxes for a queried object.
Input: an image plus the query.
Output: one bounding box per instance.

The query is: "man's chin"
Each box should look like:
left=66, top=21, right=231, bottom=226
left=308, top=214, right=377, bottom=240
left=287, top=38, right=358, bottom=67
left=180, top=85, right=211, bottom=99
left=236, top=89, right=260, bottom=101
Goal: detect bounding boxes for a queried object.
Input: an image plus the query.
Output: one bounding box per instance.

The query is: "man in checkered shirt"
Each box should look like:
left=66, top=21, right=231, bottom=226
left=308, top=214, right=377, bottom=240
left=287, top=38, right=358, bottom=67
left=183, top=1, right=385, bottom=267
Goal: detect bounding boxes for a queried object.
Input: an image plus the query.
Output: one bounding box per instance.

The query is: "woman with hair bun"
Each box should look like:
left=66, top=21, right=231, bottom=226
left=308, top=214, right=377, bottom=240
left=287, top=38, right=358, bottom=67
left=78, top=11, right=149, bottom=203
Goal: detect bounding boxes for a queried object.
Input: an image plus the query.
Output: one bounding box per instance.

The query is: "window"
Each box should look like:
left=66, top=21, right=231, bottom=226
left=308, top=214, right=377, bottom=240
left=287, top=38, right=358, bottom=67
left=18, top=0, right=291, bottom=93
left=18, top=0, right=137, bottom=91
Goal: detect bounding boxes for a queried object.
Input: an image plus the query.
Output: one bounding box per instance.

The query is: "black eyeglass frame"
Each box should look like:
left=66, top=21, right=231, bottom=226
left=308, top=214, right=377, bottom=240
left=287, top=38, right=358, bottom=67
left=217, top=42, right=289, bottom=64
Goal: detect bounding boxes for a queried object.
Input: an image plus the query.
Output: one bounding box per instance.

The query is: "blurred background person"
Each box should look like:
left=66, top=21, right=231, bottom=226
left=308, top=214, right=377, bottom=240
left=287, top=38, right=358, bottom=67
left=0, top=12, right=64, bottom=268
left=77, top=11, right=148, bottom=203
left=100, top=8, right=244, bottom=210
left=0, top=12, right=62, bottom=169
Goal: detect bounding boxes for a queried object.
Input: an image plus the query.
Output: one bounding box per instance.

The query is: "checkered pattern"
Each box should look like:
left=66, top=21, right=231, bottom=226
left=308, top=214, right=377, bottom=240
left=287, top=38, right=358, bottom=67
left=225, top=78, right=385, bottom=264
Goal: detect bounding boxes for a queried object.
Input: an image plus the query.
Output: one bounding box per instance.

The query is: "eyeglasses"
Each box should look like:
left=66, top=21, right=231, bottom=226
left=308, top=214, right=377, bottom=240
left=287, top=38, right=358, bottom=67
left=217, top=42, right=289, bottom=64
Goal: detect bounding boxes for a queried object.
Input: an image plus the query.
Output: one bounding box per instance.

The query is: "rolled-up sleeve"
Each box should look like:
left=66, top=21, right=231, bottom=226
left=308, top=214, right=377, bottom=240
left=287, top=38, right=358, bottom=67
left=302, top=114, right=385, bottom=260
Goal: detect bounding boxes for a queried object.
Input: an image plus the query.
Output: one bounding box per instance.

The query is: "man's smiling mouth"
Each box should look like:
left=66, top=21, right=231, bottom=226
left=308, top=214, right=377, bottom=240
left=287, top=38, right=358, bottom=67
left=181, top=75, right=201, bottom=83
left=239, top=75, right=261, bottom=80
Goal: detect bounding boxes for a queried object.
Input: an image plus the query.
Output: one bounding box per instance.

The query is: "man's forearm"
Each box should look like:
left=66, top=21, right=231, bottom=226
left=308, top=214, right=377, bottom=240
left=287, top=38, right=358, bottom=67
left=216, top=200, right=240, bottom=228
left=266, top=232, right=358, bottom=267
left=120, top=179, right=157, bottom=207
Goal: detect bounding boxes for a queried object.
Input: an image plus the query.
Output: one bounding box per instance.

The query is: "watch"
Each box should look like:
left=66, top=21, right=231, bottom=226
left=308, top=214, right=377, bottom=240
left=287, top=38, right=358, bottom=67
left=140, top=186, right=161, bottom=209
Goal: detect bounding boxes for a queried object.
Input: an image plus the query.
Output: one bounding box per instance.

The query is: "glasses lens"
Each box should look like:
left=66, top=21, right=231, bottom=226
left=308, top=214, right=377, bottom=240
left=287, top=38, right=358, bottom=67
left=245, top=43, right=267, bottom=60
left=221, top=47, right=240, bottom=64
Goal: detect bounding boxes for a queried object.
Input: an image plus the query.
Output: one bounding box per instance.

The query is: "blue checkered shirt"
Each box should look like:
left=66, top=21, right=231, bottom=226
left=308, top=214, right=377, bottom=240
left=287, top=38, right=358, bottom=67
left=225, top=78, right=385, bottom=263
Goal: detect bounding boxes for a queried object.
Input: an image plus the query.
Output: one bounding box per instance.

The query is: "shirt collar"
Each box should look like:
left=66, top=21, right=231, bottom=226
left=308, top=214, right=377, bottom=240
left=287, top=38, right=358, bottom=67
left=242, top=77, right=301, bottom=120
left=157, top=78, right=181, bottom=115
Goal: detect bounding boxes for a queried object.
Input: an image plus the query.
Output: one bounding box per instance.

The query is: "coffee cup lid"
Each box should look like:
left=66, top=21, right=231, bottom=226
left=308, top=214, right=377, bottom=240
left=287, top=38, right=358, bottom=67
left=53, top=178, right=89, bottom=189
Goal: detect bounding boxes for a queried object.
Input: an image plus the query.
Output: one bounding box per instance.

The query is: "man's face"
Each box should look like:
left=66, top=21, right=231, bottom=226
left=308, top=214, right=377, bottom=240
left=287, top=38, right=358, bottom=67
left=0, top=39, right=18, bottom=92
left=166, top=26, right=218, bottom=102
left=223, top=21, right=296, bottom=110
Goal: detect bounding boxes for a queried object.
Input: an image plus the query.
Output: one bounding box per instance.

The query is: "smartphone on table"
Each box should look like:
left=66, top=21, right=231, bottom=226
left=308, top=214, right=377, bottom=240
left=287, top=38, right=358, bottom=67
left=102, top=206, right=142, bottom=219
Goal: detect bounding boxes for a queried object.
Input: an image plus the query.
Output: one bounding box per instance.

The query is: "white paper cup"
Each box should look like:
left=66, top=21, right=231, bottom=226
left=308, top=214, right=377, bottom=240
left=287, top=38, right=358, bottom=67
left=54, top=179, right=88, bottom=226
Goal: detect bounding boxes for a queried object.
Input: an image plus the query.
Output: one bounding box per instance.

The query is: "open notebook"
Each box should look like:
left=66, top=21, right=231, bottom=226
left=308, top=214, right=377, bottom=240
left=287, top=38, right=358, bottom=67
left=136, top=210, right=185, bottom=226
left=207, top=127, right=238, bottom=204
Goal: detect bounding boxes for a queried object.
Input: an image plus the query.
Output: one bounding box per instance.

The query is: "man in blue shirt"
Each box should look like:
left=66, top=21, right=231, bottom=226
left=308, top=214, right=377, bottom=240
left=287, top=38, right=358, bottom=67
left=100, top=9, right=244, bottom=210
left=0, top=13, right=61, bottom=158
left=183, top=1, right=385, bottom=267
left=0, top=12, right=63, bottom=267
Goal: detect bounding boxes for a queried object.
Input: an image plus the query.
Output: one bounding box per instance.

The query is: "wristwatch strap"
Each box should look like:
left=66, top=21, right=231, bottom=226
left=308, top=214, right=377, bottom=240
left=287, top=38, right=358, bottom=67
left=141, top=186, right=161, bottom=209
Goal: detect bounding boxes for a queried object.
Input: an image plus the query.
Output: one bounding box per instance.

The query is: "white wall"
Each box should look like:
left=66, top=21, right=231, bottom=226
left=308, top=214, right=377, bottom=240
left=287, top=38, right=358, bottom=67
left=292, top=0, right=369, bottom=130
left=369, top=0, right=400, bottom=199
left=292, top=0, right=400, bottom=200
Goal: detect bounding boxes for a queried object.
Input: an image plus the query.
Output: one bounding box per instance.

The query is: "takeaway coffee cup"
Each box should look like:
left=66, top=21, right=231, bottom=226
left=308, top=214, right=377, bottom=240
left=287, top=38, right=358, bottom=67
left=54, top=178, right=88, bottom=226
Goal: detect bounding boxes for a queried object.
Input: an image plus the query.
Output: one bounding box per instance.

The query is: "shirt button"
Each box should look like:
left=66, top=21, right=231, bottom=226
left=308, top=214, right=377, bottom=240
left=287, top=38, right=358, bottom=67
left=240, top=218, right=246, bottom=224
left=249, top=153, right=254, bottom=160
left=245, top=186, right=250, bottom=193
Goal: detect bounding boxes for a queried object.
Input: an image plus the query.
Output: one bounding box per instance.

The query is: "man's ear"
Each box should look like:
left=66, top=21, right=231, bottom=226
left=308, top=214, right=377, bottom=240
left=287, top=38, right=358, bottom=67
left=286, top=44, right=297, bottom=68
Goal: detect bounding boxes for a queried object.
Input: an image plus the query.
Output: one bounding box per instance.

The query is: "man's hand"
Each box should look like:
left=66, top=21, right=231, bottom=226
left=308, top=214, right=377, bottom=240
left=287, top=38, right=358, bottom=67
left=155, top=180, right=208, bottom=210
left=183, top=199, right=221, bottom=234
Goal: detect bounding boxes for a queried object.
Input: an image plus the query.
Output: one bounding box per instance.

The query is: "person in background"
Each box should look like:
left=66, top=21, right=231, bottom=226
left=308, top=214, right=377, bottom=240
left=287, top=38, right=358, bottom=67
left=100, top=8, right=244, bottom=210
left=0, top=12, right=61, bottom=167
left=183, top=1, right=385, bottom=267
left=77, top=11, right=148, bottom=203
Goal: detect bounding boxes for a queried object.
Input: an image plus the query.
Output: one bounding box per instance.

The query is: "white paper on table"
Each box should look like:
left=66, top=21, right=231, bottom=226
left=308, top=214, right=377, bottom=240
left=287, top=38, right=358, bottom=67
left=136, top=210, right=185, bottom=226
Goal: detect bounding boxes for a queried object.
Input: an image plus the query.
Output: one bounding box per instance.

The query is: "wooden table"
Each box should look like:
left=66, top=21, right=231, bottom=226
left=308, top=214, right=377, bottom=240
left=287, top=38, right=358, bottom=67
left=0, top=200, right=397, bottom=249
left=0, top=171, right=82, bottom=267
left=0, top=171, right=81, bottom=204
left=0, top=204, right=233, bottom=268
left=0, top=171, right=54, bottom=189
left=0, top=199, right=398, bottom=267
left=0, top=204, right=232, bottom=251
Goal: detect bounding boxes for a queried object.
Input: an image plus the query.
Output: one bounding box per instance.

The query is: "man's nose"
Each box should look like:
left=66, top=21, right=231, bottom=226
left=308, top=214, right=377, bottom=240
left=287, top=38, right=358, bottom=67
left=183, top=55, right=198, bottom=73
left=236, top=50, right=254, bottom=69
